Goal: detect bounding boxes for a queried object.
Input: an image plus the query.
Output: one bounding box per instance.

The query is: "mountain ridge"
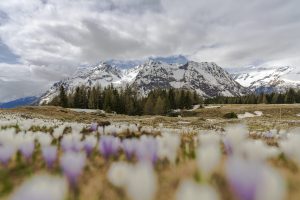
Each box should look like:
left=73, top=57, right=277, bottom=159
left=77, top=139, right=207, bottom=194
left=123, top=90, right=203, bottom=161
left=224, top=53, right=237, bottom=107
left=233, top=65, right=300, bottom=93
left=38, top=59, right=248, bottom=105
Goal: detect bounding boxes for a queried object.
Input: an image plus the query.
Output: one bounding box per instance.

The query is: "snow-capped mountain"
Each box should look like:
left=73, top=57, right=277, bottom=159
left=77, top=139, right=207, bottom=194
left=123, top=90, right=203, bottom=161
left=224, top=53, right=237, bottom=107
left=131, top=60, right=247, bottom=97
left=39, top=60, right=247, bottom=104
left=232, top=66, right=300, bottom=93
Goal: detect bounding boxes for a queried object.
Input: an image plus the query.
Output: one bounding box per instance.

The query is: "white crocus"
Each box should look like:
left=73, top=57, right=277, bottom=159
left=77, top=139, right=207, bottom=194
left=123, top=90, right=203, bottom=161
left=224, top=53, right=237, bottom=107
left=176, top=179, right=219, bottom=200
left=256, top=165, right=286, bottom=200
left=241, top=140, right=279, bottom=161
left=157, top=132, right=181, bottom=164
left=107, top=161, right=132, bottom=188
left=10, top=174, right=67, bottom=200
left=196, top=145, right=221, bottom=178
left=126, top=162, right=157, bottom=200
left=279, top=134, right=300, bottom=164
left=37, top=133, right=52, bottom=147
left=224, top=124, right=248, bottom=154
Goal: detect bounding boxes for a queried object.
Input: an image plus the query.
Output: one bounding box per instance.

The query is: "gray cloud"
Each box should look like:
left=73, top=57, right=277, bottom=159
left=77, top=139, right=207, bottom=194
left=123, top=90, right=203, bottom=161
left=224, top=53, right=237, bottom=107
left=0, top=0, right=300, bottom=101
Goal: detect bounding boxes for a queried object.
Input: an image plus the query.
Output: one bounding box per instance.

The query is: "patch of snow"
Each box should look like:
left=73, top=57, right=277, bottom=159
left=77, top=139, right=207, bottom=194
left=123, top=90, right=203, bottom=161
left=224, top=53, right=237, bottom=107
left=69, top=109, right=105, bottom=114
left=238, top=111, right=263, bottom=119
left=204, top=105, right=221, bottom=109
left=178, top=121, right=191, bottom=125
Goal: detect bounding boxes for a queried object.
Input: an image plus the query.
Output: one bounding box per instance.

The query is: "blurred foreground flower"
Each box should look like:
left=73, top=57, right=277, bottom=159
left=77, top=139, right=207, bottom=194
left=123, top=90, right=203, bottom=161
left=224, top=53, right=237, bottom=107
left=176, top=179, right=219, bottom=200
left=83, top=135, right=97, bottom=156
left=42, top=145, right=57, bottom=168
left=157, top=132, right=180, bottom=164
left=99, top=136, right=121, bottom=160
left=224, top=124, right=248, bottom=155
left=107, top=162, right=157, bottom=200
left=0, top=145, right=16, bottom=166
left=226, top=157, right=286, bottom=200
left=60, top=152, right=86, bottom=188
left=107, top=161, right=132, bottom=187
left=196, top=144, right=221, bottom=179
left=126, top=162, right=157, bottom=200
left=122, top=138, right=138, bottom=160
left=19, top=138, right=35, bottom=160
left=61, top=134, right=83, bottom=152
left=10, top=174, right=67, bottom=200
left=136, top=136, right=158, bottom=164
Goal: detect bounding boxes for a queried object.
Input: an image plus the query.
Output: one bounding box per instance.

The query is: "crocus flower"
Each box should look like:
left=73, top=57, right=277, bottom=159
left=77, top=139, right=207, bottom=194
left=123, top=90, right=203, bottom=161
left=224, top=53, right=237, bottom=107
left=226, top=157, right=262, bottom=200
left=240, top=140, right=279, bottom=162
left=279, top=132, right=300, bottom=164
left=90, top=123, right=98, bottom=132
left=196, top=144, right=221, bottom=178
left=126, top=162, right=157, bottom=200
left=10, top=174, right=67, bottom=200
left=60, top=134, right=83, bottom=152
left=19, top=139, right=35, bottom=160
left=0, top=145, right=16, bottom=166
left=37, top=133, right=52, bottom=147
left=226, top=157, right=286, bottom=200
left=60, top=152, right=86, bottom=188
left=136, top=136, right=158, bottom=165
left=122, top=138, right=137, bottom=160
left=224, top=124, right=248, bottom=155
left=83, top=135, right=97, bottom=156
left=99, top=136, right=121, bottom=160
left=176, top=179, right=220, bottom=200
left=157, top=132, right=180, bottom=164
left=42, top=146, right=57, bottom=168
left=107, top=161, right=132, bottom=188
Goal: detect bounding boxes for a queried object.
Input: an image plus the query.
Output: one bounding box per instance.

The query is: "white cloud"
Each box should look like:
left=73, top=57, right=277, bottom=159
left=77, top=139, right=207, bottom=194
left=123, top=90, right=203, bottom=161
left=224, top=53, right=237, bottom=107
left=0, top=0, right=299, bottom=101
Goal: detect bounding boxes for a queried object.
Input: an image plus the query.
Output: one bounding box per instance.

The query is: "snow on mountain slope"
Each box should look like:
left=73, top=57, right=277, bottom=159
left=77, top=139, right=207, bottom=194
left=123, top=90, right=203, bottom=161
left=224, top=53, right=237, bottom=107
left=39, top=60, right=248, bottom=104
left=39, top=62, right=124, bottom=104
left=233, top=66, right=300, bottom=93
left=132, top=60, right=247, bottom=97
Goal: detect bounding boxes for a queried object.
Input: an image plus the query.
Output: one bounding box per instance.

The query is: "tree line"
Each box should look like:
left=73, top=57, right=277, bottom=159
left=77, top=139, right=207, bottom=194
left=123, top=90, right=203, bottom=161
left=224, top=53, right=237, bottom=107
left=205, top=88, right=300, bottom=104
left=48, top=85, right=203, bottom=115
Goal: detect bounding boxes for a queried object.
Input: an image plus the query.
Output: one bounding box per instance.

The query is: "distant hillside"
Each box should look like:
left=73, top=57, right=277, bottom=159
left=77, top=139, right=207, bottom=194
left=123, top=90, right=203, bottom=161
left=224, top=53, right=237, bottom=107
left=0, top=96, right=38, bottom=109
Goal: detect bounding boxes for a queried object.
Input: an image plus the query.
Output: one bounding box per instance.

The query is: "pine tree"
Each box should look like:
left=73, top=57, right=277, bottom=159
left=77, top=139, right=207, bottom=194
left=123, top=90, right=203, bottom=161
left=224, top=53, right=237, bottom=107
left=154, top=96, right=165, bottom=115
left=73, top=87, right=81, bottom=108
left=59, top=85, right=68, bottom=108
left=144, top=95, right=155, bottom=115
left=285, top=88, right=296, bottom=104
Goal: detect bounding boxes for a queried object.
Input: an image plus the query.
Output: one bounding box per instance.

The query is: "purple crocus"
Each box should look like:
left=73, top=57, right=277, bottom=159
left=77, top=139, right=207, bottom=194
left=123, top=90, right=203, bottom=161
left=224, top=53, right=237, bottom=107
left=42, top=146, right=57, bottom=168
left=99, top=136, right=121, bottom=160
left=226, top=157, right=262, bottom=200
left=19, top=140, right=35, bottom=160
left=0, top=145, right=16, bottom=166
left=122, top=138, right=137, bottom=160
left=60, top=152, right=86, bottom=188
left=222, top=137, right=233, bottom=155
left=136, top=136, right=158, bottom=165
left=90, top=123, right=98, bottom=132
left=83, top=135, right=97, bottom=156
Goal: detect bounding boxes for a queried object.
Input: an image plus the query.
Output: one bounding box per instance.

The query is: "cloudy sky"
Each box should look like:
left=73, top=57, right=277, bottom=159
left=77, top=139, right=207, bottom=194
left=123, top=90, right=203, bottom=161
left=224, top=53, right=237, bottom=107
left=0, top=0, right=299, bottom=102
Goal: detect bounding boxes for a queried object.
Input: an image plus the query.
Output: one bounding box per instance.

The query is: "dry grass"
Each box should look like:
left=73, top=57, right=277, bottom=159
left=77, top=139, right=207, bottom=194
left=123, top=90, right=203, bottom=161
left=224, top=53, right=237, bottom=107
left=1, top=104, right=300, bottom=199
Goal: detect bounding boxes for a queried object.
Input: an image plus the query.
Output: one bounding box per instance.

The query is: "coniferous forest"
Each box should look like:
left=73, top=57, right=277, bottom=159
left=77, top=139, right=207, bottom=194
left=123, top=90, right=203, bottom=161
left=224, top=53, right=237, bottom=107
left=205, top=88, right=300, bottom=104
left=49, top=86, right=300, bottom=115
left=48, top=85, right=203, bottom=115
